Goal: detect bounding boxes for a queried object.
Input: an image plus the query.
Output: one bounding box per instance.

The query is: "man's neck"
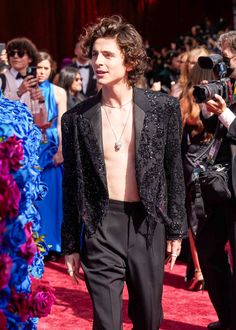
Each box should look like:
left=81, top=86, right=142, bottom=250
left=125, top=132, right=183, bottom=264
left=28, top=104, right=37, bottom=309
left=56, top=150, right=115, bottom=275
left=76, top=58, right=89, bottom=66
left=101, top=84, right=133, bottom=109
left=10, top=67, right=27, bottom=77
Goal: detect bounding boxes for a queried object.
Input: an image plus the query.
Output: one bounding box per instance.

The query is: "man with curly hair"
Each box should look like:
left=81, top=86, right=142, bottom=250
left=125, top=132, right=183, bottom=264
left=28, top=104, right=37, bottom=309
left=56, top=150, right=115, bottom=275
left=0, top=37, right=43, bottom=111
left=61, top=15, right=187, bottom=330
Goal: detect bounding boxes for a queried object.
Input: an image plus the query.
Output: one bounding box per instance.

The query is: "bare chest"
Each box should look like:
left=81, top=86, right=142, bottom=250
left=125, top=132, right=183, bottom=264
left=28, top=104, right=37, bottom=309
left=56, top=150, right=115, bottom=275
left=101, top=106, right=135, bottom=155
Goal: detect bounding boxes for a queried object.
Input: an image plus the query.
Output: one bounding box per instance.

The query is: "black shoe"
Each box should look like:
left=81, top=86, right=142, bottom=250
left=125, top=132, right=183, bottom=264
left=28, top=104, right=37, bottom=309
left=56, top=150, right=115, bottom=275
left=207, top=321, right=229, bottom=330
left=44, top=251, right=61, bottom=262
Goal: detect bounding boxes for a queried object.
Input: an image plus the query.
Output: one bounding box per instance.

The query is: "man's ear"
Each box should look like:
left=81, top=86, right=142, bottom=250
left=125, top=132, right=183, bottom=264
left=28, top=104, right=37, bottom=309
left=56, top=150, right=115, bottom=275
left=126, top=64, right=133, bottom=72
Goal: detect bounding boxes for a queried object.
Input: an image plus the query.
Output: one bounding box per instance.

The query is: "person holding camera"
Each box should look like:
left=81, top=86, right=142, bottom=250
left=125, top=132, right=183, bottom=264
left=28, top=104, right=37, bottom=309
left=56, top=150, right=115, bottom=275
left=0, top=37, right=43, bottom=110
left=180, top=50, right=216, bottom=291
left=195, top=31, right=236, bottom=330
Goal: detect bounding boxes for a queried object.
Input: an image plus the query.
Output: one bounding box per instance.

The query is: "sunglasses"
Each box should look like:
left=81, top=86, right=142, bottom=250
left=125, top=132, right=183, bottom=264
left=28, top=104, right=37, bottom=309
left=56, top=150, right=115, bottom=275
left=8, top=49, right=27, bottom=58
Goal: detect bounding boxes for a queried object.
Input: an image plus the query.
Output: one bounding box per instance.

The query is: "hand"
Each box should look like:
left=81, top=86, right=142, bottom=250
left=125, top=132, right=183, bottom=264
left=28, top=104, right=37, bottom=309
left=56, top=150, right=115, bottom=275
left=166, top=239, right=182, bottom=271
left=30, top=85, right=43, bottom=101
left=33, top=105, right=48, bottom=127
left=206, top=94, right=227, bottom=116
left=65, top=253, right=81, bottom=284
left=18, top=76, right=38, bottom=96
left=53, top=149, right=64, bottom=166
left=151, top=81, right=161, bottom=91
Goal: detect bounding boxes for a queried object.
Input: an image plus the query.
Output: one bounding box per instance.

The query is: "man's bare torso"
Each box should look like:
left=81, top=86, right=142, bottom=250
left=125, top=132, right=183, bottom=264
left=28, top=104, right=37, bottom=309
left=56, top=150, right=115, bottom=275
left=101, top=103, right=140, bottom=202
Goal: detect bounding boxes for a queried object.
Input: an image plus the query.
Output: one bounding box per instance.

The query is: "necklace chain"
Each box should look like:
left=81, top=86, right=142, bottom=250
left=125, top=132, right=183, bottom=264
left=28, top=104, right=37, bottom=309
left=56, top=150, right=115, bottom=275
left=102, top=102, right=132, bottom=151
left=102, top=99, right=133, bottom=109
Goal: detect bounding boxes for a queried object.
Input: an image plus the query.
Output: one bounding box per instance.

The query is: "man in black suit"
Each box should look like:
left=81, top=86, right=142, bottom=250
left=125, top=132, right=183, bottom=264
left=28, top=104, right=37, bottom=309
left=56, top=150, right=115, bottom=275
left=72, top=40, right=97, bottom=98
left=62, top=15, right=187, bottom=330
left=196, top=31, right=236, bottom=330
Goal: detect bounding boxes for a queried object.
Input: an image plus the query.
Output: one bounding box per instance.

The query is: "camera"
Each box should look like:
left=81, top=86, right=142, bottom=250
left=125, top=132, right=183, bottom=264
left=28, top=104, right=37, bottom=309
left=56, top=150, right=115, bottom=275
left=193, top=54, right=233, bottom=104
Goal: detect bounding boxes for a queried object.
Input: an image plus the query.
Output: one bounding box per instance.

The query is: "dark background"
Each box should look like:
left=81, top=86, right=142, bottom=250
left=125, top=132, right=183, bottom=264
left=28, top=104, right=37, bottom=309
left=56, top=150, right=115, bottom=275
left=0, top=0, right=234, bottom=66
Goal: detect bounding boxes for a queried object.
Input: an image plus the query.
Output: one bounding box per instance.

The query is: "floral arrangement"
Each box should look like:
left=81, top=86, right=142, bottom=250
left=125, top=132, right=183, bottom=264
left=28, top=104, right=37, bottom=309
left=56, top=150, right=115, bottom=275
left=0, top=96, right=55, bottom=330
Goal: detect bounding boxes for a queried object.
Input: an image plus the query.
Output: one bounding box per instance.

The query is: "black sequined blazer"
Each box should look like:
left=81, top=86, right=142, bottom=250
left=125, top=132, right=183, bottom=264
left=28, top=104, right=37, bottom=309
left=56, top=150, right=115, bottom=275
left=61, top=87, right=187, bottom=255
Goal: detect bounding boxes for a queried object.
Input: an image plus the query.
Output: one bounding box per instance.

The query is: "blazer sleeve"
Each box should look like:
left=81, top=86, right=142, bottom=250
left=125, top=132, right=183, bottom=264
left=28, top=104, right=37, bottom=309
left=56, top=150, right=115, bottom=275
left=164, top=99, right=188, bottom=239
left=61, top=112, right=81, bottom=254
left=229, top=117, right=236, bottom=139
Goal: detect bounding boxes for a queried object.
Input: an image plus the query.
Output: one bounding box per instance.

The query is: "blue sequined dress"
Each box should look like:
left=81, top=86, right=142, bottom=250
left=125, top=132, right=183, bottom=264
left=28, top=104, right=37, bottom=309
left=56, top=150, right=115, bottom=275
left=35, top=80, right=63, bottom=252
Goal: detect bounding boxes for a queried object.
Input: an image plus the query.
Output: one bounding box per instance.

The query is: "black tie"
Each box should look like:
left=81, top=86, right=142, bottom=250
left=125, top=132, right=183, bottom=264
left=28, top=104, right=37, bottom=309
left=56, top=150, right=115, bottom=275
left=16, top=72, right=26, bottom=79
left=78, top=64, right=90, bottom=69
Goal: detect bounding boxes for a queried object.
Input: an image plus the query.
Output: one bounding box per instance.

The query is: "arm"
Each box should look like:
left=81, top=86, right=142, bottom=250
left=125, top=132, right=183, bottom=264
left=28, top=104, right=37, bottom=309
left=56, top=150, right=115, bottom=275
left=228, top=117, right=236, bottom=138
left=53, top=85, right=67, bottom=166
left=204, top=94, right=236, bottom=135
left=61, top=112, right=81, bottom=281
left=164, top=98, right=188, bottom=269
left=61, top=113, right=81, bottom=254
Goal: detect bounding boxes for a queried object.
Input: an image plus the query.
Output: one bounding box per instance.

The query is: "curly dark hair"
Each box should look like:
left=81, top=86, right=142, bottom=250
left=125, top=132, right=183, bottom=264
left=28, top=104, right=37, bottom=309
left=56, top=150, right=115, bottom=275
left=80, top=15, right=148, bottom=86
left=217, top=31, right=236, bottom=53
left=7, top=37, right=39, bottom=66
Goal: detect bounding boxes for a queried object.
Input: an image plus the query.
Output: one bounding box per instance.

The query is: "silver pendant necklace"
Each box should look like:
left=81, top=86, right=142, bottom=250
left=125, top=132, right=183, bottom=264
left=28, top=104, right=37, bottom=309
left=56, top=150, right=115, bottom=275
left=102, top=101, right=132, bottom=152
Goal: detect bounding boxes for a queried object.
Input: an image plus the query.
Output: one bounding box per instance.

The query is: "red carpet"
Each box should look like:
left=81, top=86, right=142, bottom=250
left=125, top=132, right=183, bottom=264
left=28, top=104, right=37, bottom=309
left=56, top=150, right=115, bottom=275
left=38, top=259, right=216, bottom=330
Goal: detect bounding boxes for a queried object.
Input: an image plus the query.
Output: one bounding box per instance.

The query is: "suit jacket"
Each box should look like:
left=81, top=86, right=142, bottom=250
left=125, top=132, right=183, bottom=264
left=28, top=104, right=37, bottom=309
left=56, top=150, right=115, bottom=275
left=202, top=105, right=236, bottom=198
left=61, top=87, right=187, bottom=254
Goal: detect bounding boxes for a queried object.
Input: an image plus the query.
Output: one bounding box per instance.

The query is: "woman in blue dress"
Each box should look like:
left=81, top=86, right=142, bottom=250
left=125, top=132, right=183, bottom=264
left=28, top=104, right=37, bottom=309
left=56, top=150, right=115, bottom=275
left=35, top=51, right=67, bottom=260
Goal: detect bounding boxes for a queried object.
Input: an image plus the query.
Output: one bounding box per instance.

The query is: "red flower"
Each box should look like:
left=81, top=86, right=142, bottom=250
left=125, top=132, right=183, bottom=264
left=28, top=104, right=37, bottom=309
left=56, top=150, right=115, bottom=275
left=7, top=290, right=30, bottom=322
left=0, top=309, right=7, bottom=330
left=29, top=282, right=55, bottom=318
left=0, top=172, right=21, bottom=220
left=0, top=136, right=24, bottom=172
left=19, top=222, right=38, bottom=264
left=0, top=254, right=13, bottom=290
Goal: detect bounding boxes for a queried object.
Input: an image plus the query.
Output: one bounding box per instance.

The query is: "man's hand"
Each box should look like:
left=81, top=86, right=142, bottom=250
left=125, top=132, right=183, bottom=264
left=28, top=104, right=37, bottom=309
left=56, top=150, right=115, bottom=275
left=166, top=239, right=182, bottom=271
left=30, top=84, right=43, bottom=101
left=17, top=75, right=38, bottom=97
left=65, top=253, right=81, bottom=284
left=206, top=93, right=227, bottom=116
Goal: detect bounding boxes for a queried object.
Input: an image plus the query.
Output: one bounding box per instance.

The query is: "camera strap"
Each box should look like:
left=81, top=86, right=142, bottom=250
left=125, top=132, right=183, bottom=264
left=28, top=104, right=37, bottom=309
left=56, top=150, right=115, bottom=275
left=207, top=137, right=222, bottom=165
left=206, top=120, right=222, bottom=165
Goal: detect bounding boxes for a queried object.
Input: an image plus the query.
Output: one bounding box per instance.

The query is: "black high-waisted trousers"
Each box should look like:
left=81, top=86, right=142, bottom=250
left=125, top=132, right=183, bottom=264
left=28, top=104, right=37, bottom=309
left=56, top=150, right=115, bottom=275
left=81, top=199, right=166, bottom=330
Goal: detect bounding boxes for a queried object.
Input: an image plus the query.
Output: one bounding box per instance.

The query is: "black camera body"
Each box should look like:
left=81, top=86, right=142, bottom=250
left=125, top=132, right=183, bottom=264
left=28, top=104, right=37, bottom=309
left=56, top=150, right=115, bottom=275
left=193, top=54, right=233, bottom=104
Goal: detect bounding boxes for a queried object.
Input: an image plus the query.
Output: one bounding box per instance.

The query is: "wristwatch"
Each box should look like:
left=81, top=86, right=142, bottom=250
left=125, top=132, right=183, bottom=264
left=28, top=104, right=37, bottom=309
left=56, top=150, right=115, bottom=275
left=16, top=89, right=21, bottom=98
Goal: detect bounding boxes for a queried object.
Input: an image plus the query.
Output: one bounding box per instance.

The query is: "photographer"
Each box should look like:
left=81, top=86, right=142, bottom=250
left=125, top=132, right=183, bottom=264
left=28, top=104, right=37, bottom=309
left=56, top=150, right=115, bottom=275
left=0, top=37, right=44, bottom=110
left=195, top=31, right=236, bottom=330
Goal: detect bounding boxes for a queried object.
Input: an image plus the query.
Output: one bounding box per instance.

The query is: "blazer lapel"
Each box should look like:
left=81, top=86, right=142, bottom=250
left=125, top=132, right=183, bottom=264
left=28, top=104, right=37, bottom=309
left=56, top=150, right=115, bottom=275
left=80, top=94, right=107, bottom=187
left=84, top=103, right=104, bottom=154
left=133, top=87, right=151, bottom=154
left=231, top=144, right=236, bottom=198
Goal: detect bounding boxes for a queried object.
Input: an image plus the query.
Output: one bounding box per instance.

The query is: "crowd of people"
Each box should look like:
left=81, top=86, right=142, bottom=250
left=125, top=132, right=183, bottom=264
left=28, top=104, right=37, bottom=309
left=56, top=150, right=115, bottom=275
left=0, top=15, right=235, bottom=330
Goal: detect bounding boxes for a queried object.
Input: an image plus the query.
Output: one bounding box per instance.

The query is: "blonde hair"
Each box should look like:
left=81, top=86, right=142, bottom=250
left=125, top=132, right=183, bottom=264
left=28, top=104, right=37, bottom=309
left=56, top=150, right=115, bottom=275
left=180, top=54, right=215, bottom=139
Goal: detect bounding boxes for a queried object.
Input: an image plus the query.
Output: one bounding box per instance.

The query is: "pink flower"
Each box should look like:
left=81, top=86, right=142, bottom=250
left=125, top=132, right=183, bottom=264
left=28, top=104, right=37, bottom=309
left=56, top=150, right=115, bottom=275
left=0, top=254, right=12, bottom=290
left=0, top=159, right=10, bottom=175
left=19, top=223, right=38, bottom=264
left=0, top=172, right=21, bottom=220
left=0, top=309, right=7, bottom=330
left=0, top=136, right=24, bottom=172
left=29, top=282, right=55, bottom=318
